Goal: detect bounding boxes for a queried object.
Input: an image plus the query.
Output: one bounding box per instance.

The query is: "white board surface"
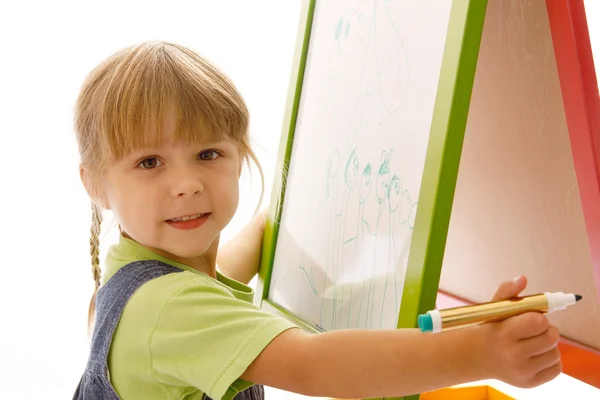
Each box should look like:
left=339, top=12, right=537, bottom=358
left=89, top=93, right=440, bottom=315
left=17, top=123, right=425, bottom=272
left=268, top=0, right=452, bottom=331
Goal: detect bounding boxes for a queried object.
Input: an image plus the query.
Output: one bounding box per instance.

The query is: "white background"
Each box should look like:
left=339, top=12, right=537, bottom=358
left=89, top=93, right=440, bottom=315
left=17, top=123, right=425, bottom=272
left=0, top=1, right=598, bottom=399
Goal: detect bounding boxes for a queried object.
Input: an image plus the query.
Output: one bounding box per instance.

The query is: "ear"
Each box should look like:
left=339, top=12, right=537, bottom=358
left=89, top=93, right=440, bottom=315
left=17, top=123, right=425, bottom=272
left=80, top=164, right=111, bottom=210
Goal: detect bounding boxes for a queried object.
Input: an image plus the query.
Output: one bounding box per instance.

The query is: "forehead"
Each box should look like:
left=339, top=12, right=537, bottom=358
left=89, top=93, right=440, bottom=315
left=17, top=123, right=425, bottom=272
left=109, top=110, right=235, bottom=161
left=154, top=110, right=230, bottom=144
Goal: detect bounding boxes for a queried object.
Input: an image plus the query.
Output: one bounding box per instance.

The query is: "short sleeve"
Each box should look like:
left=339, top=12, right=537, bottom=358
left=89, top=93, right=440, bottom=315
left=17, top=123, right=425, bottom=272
left=149, top=276, right=298, bottom=400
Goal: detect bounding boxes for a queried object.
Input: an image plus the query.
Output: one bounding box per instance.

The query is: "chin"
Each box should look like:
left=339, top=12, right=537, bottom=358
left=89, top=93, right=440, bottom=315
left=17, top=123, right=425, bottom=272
left=166, top=243, right=211, bottom=259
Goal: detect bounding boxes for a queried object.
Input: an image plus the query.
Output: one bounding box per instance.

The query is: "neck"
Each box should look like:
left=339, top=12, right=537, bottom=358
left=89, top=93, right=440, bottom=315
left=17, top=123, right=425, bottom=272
left=123, top=232, right=220, bottom=278
left=165, top=237, right=220, bottom=278
left=196, top=237, right=219, bottom=278
left=178, top=252, right=218, bottom=278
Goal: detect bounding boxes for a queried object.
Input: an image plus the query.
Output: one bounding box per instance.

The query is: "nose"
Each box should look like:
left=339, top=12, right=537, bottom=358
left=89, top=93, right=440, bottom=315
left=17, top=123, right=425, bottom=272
left=170, top=165, right=204, bottom=197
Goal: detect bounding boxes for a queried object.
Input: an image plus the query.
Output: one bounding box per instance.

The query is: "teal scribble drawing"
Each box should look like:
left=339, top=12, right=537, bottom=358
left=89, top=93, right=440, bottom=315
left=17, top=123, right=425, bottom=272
left=406, top=196, right=418, bottom=230
left=298, top=252, right=318, bottom=295
left=364, top=148, right=393, bottom=328
left=329, top=0, right=410, bottom=150
left=333, top=9, right=363, bottom=54
left=379, top=173, right=400, bottom=328
left=305, top=145, right=419, bottom=331
left=399, top=182, right=416, bottom=228
left=350, top=162, right=372, bottom=328
left=335, top=18, right=343, bottom=41
left=320, top=149, right=341, bottom=330
left=374, top=0, right=410, bottom=113
left=333, top=148, right=360, bottom=329
left=291, top=191, right=321, bottom=315
left=296, top=197, right=322, bottom=310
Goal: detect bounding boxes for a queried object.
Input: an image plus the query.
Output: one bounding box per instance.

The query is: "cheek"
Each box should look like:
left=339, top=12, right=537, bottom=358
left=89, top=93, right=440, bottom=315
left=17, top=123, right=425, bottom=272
left=227, top=181, right=240, bottom=210
left=213, top=172, right=240, bottom=216
left=105, top=178, right=158, bottom=232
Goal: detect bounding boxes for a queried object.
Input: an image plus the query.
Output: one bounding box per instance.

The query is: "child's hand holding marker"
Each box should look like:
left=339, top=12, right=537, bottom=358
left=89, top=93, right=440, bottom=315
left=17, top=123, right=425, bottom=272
left=424, top=275, right=575, bottom=389
left=479, top=276, right=562, bottom=388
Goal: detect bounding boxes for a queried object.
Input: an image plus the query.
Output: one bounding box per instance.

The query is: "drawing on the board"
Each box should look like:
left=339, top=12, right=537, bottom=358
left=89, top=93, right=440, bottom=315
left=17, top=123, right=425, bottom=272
left=364, top=148, right=393, bottom=328
left=282, top=143, right=419, bottom=331
left=381, top=174, right=402, bottom=326
left=329, top=0, right=410, bottom=149
left=293, top=142, right=419, bottom=330
left=333, top=9, right=363, bottom=55
left=295, top=184, right=327, bottom=317
left=347, top=162, right=372, bottom=328
left=271, top=0, right=427, bottom=333
left=333, top=148, right=360, bottom=329
left=298, top=250, right=318, bottom=295
left=320, top=149, right=341, bottom=329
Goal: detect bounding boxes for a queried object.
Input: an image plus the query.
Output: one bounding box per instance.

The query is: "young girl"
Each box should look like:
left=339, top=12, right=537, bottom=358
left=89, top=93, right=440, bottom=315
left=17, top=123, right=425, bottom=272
left=73, top=41, right=562, bottom=400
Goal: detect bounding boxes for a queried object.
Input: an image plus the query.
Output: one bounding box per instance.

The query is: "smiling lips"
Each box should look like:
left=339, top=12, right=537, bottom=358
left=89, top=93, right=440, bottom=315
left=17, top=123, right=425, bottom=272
left=166, top=213, right=210, bottom=230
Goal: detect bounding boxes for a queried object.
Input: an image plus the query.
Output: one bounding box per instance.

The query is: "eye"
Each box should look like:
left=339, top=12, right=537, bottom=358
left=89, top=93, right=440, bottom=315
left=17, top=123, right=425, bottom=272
left=198, top=150, right=221, bottom=161
left=138, top=157, right=162, bottom=169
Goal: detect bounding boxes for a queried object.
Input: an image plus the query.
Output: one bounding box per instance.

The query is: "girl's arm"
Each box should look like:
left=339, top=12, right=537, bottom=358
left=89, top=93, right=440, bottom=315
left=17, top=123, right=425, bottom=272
left=243, top=314, right=559, bottom=398
left=217, top=210, right=267, bottom=285
left=244, top=325, right=489, bottom=398
left=241, top=277, right=562, bottom=398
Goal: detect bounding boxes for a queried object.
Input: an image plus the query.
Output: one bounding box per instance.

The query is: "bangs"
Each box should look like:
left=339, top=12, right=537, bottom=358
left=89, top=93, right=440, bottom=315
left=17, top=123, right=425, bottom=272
left=78, top=42, right=249, bottom=165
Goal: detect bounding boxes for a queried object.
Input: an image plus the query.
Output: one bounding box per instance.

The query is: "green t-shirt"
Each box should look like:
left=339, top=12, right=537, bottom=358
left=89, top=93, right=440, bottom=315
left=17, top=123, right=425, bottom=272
left=101, top=235, right=297, bottom=400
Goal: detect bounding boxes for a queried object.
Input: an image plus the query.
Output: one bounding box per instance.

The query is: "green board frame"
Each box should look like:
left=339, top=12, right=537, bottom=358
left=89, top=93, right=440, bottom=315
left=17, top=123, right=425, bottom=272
left=254, top=0, right=488, bottom=398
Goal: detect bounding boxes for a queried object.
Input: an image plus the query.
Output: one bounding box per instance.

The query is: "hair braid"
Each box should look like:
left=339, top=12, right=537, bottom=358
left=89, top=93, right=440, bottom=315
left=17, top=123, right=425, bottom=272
left=87, top=202, right=103, bottom=336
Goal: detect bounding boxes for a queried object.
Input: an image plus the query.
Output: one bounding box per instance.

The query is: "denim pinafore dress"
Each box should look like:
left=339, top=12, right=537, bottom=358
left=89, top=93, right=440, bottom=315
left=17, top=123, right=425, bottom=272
left=73, top=260, right=264, bottom=400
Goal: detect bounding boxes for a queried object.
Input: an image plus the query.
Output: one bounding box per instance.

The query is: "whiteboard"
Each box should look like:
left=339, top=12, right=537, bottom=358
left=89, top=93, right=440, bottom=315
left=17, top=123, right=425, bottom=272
left=268, top=0, right=452, bottom=331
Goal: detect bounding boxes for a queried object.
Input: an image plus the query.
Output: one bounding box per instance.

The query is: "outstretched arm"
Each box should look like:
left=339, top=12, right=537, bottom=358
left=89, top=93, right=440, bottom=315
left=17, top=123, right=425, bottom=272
left=243, top=325, right=488, bottom=398
left=241, top=276, right=561, bottom=398
left=217, top=210, right=268, bottom=285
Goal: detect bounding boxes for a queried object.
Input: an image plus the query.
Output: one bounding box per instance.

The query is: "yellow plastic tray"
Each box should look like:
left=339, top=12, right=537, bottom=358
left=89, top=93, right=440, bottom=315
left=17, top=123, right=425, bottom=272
left=421, top=385, right=515, bottom=400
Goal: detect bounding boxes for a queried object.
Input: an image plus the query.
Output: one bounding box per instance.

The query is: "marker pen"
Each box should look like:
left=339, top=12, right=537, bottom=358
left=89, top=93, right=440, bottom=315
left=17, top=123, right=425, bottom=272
left=418, top=292, right=582, bottom=333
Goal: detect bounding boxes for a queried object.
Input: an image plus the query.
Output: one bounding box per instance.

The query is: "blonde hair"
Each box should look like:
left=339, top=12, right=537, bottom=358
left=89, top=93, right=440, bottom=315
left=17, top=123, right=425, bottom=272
left=74, top=41, right=263, bottom=334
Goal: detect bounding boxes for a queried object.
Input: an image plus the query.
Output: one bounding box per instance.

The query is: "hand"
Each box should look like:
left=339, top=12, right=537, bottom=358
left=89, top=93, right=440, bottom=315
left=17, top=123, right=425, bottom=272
left=481, top=276, right=562, bottom=388
left=216, top=209, right=268, bottom=284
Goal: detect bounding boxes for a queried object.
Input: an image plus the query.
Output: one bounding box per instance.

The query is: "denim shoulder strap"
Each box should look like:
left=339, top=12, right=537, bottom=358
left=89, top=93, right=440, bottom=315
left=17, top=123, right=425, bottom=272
left=73, top=260, right=182, bottom=399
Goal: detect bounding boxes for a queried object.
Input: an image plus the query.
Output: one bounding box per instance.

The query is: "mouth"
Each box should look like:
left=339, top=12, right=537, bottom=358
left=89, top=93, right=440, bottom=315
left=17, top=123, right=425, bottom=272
left=166, top=213, right=208, bottom=222
left=165, top=213, right=211, bottom=230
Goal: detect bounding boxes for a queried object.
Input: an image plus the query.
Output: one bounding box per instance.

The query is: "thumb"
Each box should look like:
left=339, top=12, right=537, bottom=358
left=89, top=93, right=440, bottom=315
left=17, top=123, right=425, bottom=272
left=491, top=275, right=528, bottom=302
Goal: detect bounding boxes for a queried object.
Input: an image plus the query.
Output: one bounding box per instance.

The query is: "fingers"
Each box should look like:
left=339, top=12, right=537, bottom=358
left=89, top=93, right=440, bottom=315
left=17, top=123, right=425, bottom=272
left=491, top=276, right=528, bottom=302
left=490, top=307, right=563, bottom=389
left=505, top=318, right=561, bottom=388
left=502, top=312, right=550, bottom=340
left=530, top=346, right=562, bottom=372
left=520, top=324, right=560, bottom=356
left=531, top=361, right=562, bottom=387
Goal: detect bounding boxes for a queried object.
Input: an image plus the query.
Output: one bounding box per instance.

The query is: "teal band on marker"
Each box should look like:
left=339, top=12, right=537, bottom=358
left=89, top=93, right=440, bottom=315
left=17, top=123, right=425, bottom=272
left=418, top=313, right=433, bottom=332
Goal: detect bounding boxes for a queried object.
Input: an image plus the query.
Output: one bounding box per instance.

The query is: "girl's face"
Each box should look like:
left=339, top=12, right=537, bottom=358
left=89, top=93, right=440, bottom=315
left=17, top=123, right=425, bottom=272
left=99, top=116, right=241, bottom=271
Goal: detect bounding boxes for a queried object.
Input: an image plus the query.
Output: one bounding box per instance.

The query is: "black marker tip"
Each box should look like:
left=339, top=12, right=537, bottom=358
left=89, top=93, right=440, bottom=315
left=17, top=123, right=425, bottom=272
left=575, top=294, right=582, bottom=302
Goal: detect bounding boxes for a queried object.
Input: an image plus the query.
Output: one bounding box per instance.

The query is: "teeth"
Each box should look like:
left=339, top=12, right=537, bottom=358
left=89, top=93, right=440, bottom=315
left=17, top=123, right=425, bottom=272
left=170, top=213, right=204, bottom=222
